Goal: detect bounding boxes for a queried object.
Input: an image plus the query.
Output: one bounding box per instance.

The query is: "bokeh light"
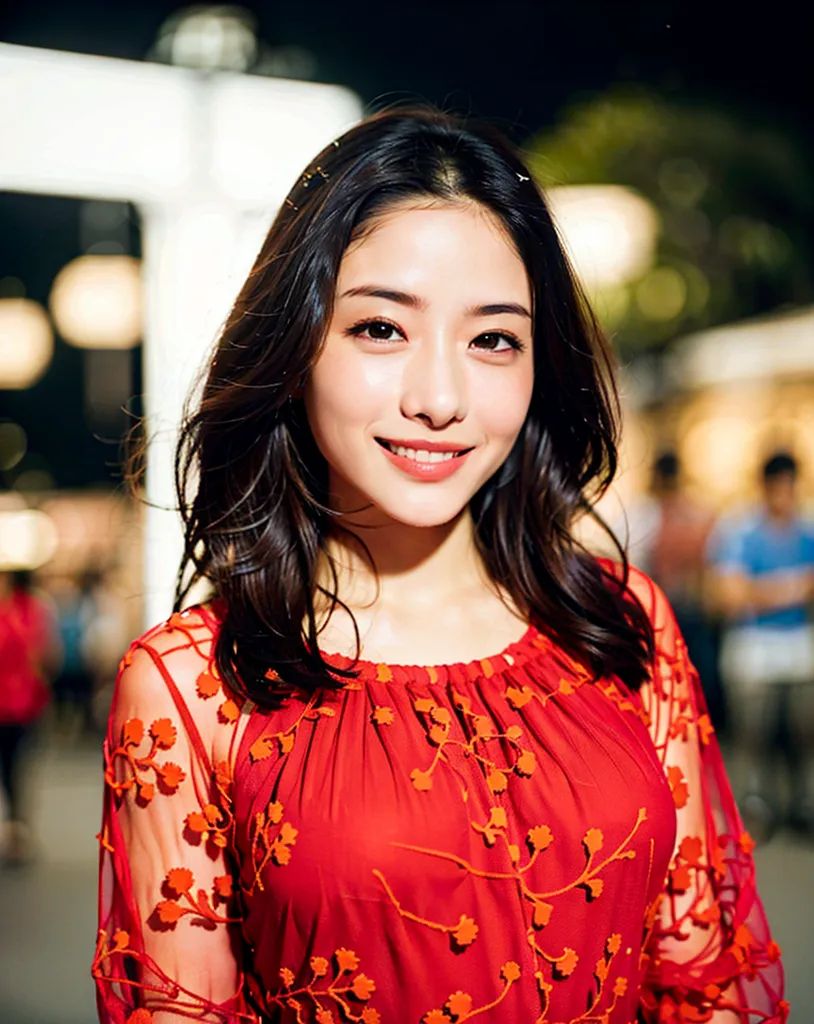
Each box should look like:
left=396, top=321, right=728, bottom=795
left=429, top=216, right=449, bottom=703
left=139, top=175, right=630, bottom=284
left=0, top=421, right=27, bottom=470
left=635, top=265, right=688, bottom=321
left=0, top=296, right=54, bottom=388
left=49, top=254, right=142, bottom=349
left=0, top=507, right=58, bottom=569
left=151, top=6, right=258, bottom=71
left=547, top=185, right=659, bottom=290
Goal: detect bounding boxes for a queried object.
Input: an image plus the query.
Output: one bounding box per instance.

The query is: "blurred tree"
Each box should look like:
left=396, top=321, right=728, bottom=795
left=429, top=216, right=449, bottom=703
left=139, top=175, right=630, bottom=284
left=525, top=87, right=814, bottom=354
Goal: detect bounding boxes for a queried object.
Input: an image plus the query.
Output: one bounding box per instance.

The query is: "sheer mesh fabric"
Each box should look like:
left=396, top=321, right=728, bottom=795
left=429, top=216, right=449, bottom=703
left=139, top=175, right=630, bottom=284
left=623, top=568, right=785, bottom=1022
left=94, top=608, right=261, bottom=1022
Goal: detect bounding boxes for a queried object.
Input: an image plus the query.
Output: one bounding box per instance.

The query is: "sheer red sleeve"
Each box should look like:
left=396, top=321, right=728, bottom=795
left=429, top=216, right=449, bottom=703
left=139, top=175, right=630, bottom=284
left=93, top=611, right=261, bottom=1023
left=624, top=569, right=787, bottom=1024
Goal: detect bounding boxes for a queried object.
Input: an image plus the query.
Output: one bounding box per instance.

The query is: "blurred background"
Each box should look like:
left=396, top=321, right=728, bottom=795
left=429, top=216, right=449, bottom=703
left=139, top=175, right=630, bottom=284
left=0, top=2, right=812, bottom=1021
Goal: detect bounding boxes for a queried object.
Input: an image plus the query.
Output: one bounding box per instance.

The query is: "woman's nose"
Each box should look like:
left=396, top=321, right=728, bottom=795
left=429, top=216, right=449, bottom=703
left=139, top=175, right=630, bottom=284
left=399, top=337, right=467, bottom=428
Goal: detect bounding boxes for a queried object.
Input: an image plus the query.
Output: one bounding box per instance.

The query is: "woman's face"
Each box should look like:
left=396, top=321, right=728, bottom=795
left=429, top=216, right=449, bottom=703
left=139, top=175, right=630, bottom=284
left=304, top=200, right=535, bottom=528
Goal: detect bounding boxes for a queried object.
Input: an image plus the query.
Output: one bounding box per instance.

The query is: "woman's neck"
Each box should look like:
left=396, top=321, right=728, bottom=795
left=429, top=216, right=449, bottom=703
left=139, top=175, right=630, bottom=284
left=312, top=510, right=527, bottom=665
left=320, top=508, right=488, bottom=615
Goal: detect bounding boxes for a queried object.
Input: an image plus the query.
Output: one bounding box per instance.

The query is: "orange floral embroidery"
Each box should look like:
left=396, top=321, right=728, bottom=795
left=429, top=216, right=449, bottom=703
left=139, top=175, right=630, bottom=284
left=93, top=926, right=131, bottom=964
left=182, top=758, right=234, bottom=850
left=504, top=657, right=591, bottom=714
left=422, top=962, right=522, bottom=1022
left=248, top=695, right=336, bottom=762
left=446, top=991, right=472, bottom=1016
left=599, top=678, right=650, bottom=726
left=153, top=865, right=239, bottom=927
left=126, top=1010, right=153, bottom=1024
left=117, top=647, right=134, bottom=675
left=505, top=684, right=533, bottom=709
left=371, top=705, right=395, bottom=726
left=166, top=611, right=192, bottom=632
left=536, top=931, right=628, bottom=1021
left=271, top=948, right=378, bottom=1021
left=666, top=765, right=690, bottom=809
left=738, top=831, right=756, bottom=855
left=104, top=717, right=186, bottom=804
left=195, top=666, right=241, bottom=725
left=247, top=800, right=298, bottom=892
left=472, top=805, right=509, bottom=846
left=185, top=802, right=229, bottom=848
left=96, top=821, right=114, bottom=853
left=697, top=713, right=714, bottom=745
left=388, top=805, right=646, bottom=1002
left=409, top=694, right=540, bottom=796
left=336, top=948, right=360, bottom=972
left=373, top=868, right=479, bottom=950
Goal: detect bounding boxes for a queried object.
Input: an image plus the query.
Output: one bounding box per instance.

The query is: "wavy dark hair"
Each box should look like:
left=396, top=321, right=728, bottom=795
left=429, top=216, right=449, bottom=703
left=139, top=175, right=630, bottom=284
left=175, top=106, right=653, bottom=705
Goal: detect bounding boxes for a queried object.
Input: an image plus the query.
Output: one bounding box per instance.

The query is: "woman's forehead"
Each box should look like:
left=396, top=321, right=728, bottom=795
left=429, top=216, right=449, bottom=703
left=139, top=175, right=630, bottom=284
left=337, top=202, right=530, bottom=304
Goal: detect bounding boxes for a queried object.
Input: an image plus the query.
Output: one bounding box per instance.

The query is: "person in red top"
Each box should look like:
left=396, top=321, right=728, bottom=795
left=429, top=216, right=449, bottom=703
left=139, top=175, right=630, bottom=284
left=94, top=109, right=786, bottom=1023
left=0, top=569, right=55, bottom=863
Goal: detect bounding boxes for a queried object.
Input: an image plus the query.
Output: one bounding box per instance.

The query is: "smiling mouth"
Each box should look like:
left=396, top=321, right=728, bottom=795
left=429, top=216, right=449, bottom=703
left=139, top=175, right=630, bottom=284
left=375, top=438, right=474, bottom=463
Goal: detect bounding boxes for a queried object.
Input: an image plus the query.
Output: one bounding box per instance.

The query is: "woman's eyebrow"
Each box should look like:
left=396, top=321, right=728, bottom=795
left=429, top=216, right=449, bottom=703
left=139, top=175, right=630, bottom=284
left=340, top=285, right=425, bottom=308
left=340, top=286, right=531, bottom=320
left=466, top=301, right=531, bottom=319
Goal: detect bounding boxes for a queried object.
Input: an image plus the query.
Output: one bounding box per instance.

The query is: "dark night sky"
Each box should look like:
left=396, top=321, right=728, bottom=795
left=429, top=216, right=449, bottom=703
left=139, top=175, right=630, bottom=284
left=1, top=2, right=813, bottom=135
left=0, top=1, right=812, bottom=488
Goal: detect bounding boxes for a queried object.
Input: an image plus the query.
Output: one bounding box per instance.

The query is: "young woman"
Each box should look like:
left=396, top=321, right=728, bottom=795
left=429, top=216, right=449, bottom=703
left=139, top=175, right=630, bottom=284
left=94, top=109, right=786, bottom=1024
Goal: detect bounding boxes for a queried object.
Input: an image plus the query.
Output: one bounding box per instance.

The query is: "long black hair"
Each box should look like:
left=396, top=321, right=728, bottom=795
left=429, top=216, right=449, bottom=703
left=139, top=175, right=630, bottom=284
left=175, top=107, right=653, bottom=705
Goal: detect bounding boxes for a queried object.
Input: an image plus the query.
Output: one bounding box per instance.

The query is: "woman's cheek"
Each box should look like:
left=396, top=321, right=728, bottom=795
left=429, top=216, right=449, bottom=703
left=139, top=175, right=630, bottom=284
left=472, top=374, right=533, bottom=440
left=311, top=344, right=398, bottom=420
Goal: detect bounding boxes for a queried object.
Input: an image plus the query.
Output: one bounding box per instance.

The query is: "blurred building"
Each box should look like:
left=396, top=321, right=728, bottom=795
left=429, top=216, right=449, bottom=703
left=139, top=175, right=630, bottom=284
left=610, top=306, right=814, bottom=514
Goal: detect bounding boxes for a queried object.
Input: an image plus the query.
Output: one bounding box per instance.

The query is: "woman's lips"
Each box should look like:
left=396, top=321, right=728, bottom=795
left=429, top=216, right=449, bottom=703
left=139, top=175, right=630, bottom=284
left=375, top=437, right=474, bottom=482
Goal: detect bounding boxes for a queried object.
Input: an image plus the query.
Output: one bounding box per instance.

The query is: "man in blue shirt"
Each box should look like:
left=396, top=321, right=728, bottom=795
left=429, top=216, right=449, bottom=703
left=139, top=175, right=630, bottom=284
left=709, top=452, right=814, bottom=838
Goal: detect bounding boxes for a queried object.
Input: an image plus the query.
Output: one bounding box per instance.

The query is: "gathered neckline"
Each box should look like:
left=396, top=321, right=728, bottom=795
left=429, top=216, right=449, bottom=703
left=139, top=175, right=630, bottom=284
left=205, top=598, right=551, bottom=684
left=318, top=621, right=549, bottom=684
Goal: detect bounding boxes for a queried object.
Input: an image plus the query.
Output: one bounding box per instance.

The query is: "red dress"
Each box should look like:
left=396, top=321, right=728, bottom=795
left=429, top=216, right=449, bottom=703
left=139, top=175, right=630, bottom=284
left=93, top=568, right=786, bottom=1023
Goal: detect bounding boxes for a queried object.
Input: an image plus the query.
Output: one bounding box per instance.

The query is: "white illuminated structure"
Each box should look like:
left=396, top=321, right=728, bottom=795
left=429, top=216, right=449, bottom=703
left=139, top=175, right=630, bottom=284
left=670, top=305, right=814, bottom=389
left=547, top=185, right=659, bottom=289
left=0, top=42, right=361, bottom=623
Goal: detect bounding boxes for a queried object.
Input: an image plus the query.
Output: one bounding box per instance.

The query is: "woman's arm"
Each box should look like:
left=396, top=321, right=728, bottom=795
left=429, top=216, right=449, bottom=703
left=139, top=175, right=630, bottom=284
left=94, top=616, right=261, bottom=1023
left=624, top=569, right=787, bottom=1024
left=710, top=567, right=814, bottom=618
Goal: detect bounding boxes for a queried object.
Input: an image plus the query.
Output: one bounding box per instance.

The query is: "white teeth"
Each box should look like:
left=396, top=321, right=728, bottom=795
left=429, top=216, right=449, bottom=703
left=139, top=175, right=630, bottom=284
left=385, top=442, right=458, bottom=462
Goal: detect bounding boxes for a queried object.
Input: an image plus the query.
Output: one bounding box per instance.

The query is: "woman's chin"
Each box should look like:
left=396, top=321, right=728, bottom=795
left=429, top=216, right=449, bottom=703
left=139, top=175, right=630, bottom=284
left=366, top=491, right=471, bottom=530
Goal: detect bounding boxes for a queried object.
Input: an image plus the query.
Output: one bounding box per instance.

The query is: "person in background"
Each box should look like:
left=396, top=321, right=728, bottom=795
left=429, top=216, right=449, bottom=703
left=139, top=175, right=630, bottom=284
left=643, top=451, right=724, bottom=731
left=51, top=571, right=97, bottom=738
left=0, top=570, right=58, bottom=864
left=709, top=452, right=814, bottom=838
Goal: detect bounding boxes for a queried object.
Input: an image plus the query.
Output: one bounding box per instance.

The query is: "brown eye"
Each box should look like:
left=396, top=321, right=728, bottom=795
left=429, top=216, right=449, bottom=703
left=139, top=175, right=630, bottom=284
left=346, top=319, right=405, bottom=342
left=471, top=332, right=524, bottom=353
left=367, top=321, right=399, bottom=340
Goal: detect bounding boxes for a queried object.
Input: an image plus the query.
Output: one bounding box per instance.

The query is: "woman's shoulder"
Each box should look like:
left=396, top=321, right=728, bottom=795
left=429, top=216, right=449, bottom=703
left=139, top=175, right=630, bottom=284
left=129, top=601, right=222, bottom=665
left=594, top=556, right=672, bottom=623
left=113, top=603, right=229, bottom=730
left=136, top=602, right=223, bottom=652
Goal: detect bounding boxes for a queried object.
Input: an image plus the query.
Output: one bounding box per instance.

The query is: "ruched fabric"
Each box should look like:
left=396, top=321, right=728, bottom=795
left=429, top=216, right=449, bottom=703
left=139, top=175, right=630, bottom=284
left=94, top=567, right=786, bottom=1023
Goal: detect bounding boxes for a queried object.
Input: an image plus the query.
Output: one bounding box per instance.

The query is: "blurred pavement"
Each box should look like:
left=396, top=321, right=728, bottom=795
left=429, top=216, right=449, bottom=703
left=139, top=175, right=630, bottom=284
left=0, top=738, right=812, bottom=1023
